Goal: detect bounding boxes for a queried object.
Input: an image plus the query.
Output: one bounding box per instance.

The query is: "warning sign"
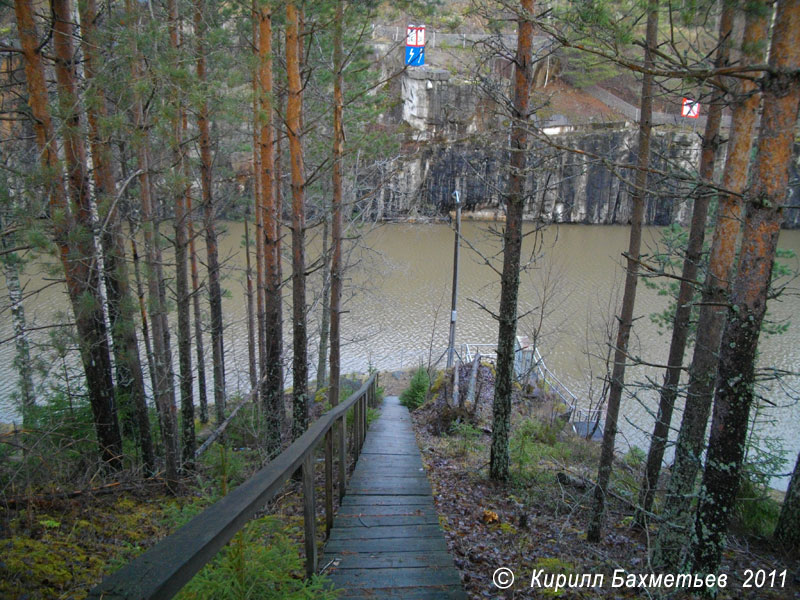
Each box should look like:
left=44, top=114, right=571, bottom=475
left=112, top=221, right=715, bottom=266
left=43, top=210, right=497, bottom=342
left=405, top=25, right=425, bottom=67
left=681, top=98, right=700, bottom=118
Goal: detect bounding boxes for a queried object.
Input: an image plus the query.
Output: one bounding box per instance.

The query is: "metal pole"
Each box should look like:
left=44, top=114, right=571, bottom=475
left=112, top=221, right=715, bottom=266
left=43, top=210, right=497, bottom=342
left=447, top=191, right=461, bottom=369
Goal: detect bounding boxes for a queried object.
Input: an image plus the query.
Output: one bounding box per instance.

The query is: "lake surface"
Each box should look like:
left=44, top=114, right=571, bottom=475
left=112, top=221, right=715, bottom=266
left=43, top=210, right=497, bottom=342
left=2, top=222, right=798, bottom=488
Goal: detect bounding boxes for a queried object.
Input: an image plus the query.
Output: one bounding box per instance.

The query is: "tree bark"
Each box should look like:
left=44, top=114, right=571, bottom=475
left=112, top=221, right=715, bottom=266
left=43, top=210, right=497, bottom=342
left=587, top=0, right=658, bottom=542
left=195, top=0, right=226, bottom=424
left=1, top=239, right=34, bottom=422
left=185, top=188, right=209, bottom=428
left=287, top=1, right=308, bottom=441
left=652, top=1, right=771, bottom=571
left=329, top=0, right=346, bottom=501
left=78, top=0, right=154, bottom=471
left=129, top=234, right=157, bottom=397
left=691, top=0, right=800, bottom=575
left=244, top=209, right=258, bottom=391
left=637, top=4, right=732, bottom=522
left=329, top=0, right=344, bottom=415
left=489, top=0, right=534, bottom=482
left=252, top=0, right=266, bottom=387
left=316, top=213, right=331, bottom=394
left=172, top=0, right=195, bottom=468
left=15, top=0, right=123, bottom=467
left=259, top=4, right=283, bottom=456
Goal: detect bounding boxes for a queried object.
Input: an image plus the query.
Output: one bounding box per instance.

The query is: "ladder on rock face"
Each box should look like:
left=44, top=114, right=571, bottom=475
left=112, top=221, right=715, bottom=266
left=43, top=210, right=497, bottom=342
left=462, top=338, right=605, bottom=440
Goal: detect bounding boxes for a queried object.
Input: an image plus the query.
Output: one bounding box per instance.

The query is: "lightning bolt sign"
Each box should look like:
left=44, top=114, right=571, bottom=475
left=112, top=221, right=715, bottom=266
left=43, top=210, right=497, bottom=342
left=405, top=46, right=425, bottom=67
left=405, top=24, right=425, bottom=67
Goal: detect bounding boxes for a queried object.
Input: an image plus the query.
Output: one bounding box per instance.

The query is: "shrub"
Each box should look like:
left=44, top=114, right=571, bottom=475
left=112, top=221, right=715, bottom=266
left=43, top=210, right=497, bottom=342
left=400, top=367, right=430, bottom=410
left=176, top=516, right=338, bottom=600
left=510, top=418, right=571, bottom=479
left=449, top=421, right=481, bottom=457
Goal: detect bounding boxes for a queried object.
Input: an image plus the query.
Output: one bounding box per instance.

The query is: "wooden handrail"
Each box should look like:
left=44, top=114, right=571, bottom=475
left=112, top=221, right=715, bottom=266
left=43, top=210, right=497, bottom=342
left=88, top=374, right=378, bottom=600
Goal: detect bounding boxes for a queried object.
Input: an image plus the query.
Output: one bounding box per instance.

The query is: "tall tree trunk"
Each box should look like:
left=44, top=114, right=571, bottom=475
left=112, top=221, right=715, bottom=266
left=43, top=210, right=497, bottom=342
left=287, top=1, right=308, bottom=441
left=489, top=0, right=534, bottom=482
left=637, top=4, right=732, bottom=522
left=587, top=0, right=658, bottom=542
left=172, top=0, right=195, bottom=467
left=129, top=234, right=158, bottom=396
left=187, top=176, right=209, bottom=424
left=78, top=0, right=155, bottom=471
left=195, top=0, right=226, bottom=424
left=252, top=0, right=266, bottom=387
left=691, top=0, right=800, bottom=575
left=259, top=4, right=283, bottom=456
left=15, top=0, right=123, bottom=467
left=1, top=239, right=34, bottom=422
left=652, top=1, right=771, bottom=571
left=126, top=0, right=179, bottom=485
left=275, top=93, right=285, bottom=432
left=329, top=0, right=346, bottom=501
left=244, top=209, right=258, bottom=390
left=329, top=0, right=344, bottom=414
left=316, top=213, right=331, bottom=394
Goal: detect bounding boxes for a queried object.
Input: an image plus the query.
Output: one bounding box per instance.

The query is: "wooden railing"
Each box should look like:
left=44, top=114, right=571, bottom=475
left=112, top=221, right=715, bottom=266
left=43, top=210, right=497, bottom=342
left=88, top=374, right=379, bottom=600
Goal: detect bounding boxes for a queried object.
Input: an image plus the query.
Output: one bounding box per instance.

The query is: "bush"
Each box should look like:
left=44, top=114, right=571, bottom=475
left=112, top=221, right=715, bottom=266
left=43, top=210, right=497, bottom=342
left=399, top=367, right=430, bottom=410
left=448, top=421, right=481, bottom=457
left=510, top=418, right=571, bottom=479
left=176, top=516, right=338, bottom=600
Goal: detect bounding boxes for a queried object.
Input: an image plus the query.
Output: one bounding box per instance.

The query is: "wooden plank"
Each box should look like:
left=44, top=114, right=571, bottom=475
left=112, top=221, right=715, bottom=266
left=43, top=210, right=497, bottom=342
left=333, top=587, right=467, bottom=600
left=347, top=476, right=431, bottom=487
left=350, top=458, right=424, bottom=470
left=323, top=551, right=454, bottom=569
left=327, top=567, right=461, bottom=588
left=328, top=524, right=442, bottom=540
left=325, top=536, right=449, bottom=554
left=333, top=514, right=440, bottom=527
left=346, top=484, right=432, bottom=496
left=336, top=504, right=437, bottom=517
left=347, top=474, right=430, bottom=485
left=340, top=494, right=434, bottom=507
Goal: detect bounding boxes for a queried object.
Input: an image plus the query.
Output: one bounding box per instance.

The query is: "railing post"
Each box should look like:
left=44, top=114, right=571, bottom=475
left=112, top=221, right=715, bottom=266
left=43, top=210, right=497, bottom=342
left=361, top=395, right=367, bottom=447
left=338, top=414, right=346, bottom=501
left=325, top=428, right=333, bottom=537
left=302, top=452, right=317, bottom=578
left=352, top=403, right=360, bottom=462
left=357, top=398, right=363, bottom=453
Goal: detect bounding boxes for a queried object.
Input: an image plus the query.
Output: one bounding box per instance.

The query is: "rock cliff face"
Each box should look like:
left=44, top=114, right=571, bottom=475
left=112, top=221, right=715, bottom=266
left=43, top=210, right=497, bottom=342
left=373, top=67, right=800, bottom=227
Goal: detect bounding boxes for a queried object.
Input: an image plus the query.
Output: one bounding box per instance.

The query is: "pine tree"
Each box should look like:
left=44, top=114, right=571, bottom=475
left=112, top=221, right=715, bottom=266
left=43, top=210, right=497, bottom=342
left=691, top=0, right=800, bottom=575
left=490, top=0, right=535, bottom=482
left=587, top=0, right=658, bottom=542
left=652, top=0, right=772, bottom=570
left=287, top=1, right=309, bottom=440
left=15, top=0, right=123, bottom=467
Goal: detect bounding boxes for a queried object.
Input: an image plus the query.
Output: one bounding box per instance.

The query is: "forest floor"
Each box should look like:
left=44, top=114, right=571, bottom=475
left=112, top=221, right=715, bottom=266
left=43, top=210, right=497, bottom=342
left=406, top=366, right=798, bottom=599
left=2, top=369, right=796, bottom=599
left=0, top=389, right=363, bottom=600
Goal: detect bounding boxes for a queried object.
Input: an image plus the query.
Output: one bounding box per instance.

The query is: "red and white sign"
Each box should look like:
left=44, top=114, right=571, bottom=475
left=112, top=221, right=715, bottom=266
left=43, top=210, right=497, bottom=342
left=406, top=25, right=425, bottom=47
left=681, top=98, right=700, bottom=118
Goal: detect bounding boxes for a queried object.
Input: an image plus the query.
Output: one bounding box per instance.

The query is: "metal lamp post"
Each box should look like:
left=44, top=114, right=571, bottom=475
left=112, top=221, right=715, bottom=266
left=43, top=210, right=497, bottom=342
left=447, top=191, right=461, bottom=369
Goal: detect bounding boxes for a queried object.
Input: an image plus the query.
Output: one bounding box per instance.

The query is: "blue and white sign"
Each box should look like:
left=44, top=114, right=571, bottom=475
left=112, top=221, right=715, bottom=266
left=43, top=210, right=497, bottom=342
left=405, top=25, right=425, bottom=67
left=405, top=45, right=425, bottom=66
